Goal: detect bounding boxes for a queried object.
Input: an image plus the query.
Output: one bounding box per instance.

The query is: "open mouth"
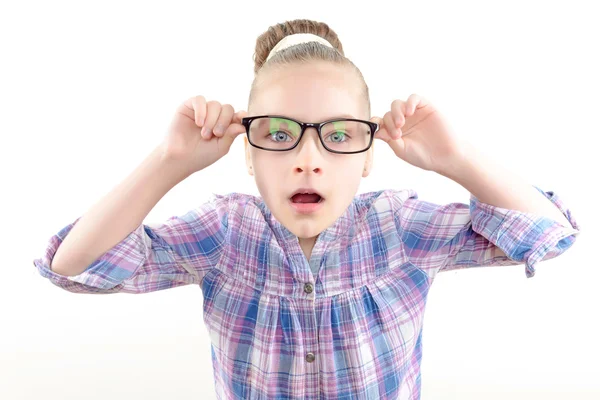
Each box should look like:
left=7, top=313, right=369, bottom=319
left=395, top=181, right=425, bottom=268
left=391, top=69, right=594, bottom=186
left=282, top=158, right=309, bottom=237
left=290, top=193, right=324, bottom=204
left=289, top=190, right=325, bottom=214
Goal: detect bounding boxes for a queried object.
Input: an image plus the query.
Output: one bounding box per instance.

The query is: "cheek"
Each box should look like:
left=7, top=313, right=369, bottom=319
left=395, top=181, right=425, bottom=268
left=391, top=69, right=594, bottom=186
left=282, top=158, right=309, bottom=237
left=333, top=160, right=365, bottom=193
left=335, top=159, right=365, bottom=179
left=341, top=171, right=363, bottom=191
left=252, top=156, right=287, bottom=198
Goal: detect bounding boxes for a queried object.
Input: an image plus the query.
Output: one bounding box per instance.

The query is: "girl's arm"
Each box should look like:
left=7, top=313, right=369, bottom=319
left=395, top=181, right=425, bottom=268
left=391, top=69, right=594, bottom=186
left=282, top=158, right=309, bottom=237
left=49, top=145, right=188, bottom=277
left=34, top=95, right=244, bottom=294
left=393, top=184, right=580, bottom=279
left=33, top=145, right=229, bottom=294
left=440, top=141, right=574, bottom=228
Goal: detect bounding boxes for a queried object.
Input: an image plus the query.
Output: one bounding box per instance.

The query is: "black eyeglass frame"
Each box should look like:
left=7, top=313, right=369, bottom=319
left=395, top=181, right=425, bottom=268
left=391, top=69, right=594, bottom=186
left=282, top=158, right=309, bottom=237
left=241, top=115, right=379, bottom=154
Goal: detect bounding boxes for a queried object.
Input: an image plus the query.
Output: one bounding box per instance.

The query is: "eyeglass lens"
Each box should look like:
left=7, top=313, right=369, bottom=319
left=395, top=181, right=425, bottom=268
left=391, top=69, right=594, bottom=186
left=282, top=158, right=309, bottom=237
left=248, top=117, right=371, bottom=152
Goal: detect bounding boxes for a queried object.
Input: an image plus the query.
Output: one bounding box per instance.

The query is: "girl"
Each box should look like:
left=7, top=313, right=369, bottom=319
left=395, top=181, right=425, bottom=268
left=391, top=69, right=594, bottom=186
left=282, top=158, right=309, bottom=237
left=34, top=19, right=580, bottom=400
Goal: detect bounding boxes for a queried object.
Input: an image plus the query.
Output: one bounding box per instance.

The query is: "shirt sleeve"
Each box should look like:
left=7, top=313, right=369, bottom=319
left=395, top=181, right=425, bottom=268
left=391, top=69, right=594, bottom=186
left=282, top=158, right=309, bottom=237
left=396, top=185, right=580, bottom=278
left=33, top=193, right=230, bottom=294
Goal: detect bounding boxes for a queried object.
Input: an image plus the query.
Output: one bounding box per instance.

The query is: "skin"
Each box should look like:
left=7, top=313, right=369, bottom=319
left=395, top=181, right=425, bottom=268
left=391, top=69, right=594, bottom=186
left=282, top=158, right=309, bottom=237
left=237, top=61, right=575, bottom=265
left=245, top=61, right=373, bottom=260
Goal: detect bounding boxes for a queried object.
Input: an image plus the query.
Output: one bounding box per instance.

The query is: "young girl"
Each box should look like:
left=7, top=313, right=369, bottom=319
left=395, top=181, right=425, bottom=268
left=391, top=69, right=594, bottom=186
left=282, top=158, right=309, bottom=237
left=34, top=19, right=580, bottom=400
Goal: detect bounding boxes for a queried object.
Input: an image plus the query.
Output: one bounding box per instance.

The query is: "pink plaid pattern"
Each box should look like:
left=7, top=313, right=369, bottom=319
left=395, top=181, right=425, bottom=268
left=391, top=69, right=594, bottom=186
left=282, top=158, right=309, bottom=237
left=34, top=186, right=580, bottom=399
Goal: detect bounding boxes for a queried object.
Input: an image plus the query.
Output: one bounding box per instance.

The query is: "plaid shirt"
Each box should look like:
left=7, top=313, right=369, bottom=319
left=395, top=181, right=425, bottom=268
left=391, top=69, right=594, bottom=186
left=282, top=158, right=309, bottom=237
left=34, top=186, right=580, bottom=399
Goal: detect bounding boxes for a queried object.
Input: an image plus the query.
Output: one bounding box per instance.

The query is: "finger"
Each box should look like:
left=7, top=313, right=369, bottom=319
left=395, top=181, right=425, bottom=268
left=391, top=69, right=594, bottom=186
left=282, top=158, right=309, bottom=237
left=178, top=97, right=195, bottom=121
left=224, top=122, right=247, bottom=138
left=232, top=110, right=248, bottom=124
left=405, top=94, right=417, bottom=117
left=202, top=101, right=221, bottom=139
left=384, top=111, right=402, bottom=139
left=373, top=112, right=395, bottom=141
left=220, top=122, right=247, bottom=147
left=191, top=95, right=207, bottom=127
left=213, top=104, right=234, bottom=137
left=370, top=116, right=383, bottom=125
left=406, top=93, right=429, bottom=116
left=373, top=111, right=405, bottom=157
left=370, top=116, right=385, bottom=139
left=391, top=99, right=406, bottom=128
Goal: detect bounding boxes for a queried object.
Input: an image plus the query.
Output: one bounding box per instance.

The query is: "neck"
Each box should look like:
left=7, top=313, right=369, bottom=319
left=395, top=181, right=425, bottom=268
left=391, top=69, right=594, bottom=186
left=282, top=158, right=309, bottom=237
left=298, top=236, right=318, bottom=261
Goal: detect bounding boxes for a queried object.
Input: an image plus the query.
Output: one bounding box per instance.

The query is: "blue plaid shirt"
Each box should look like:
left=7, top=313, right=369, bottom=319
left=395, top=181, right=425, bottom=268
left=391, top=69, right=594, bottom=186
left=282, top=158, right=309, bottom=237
left=34, top=186, right=580, bottom=399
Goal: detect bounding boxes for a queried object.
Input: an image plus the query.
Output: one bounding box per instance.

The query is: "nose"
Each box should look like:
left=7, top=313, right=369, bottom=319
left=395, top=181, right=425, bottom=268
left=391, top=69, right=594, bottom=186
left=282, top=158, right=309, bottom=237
left=293, top=127, right=324, bottom=175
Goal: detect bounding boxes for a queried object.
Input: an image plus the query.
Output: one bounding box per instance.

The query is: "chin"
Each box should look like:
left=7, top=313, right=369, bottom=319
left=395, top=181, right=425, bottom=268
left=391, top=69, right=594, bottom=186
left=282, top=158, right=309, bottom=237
left=280, top=212, right=325, bottom=238
left=269, top=197, right=336, bottom=238
left=297, top=226, right=324, bottom=239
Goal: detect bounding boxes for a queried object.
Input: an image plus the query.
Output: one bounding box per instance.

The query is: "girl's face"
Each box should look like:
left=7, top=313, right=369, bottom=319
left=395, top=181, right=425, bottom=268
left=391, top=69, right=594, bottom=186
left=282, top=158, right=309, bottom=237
left=245, top=61, right=373, bottom=241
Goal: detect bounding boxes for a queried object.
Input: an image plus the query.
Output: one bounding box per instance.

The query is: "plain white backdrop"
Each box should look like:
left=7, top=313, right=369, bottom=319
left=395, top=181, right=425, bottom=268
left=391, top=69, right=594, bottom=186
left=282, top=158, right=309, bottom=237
left=2, top=0, right=598, bottom=399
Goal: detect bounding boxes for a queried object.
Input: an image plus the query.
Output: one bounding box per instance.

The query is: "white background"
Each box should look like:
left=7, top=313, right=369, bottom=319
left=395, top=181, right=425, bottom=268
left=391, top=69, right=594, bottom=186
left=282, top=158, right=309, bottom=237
left=2, top=0, right=598, bottom=399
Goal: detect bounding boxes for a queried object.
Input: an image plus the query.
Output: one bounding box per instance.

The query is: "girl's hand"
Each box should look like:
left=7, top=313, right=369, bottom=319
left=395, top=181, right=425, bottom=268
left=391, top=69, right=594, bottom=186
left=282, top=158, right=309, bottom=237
left=161, top=95, right=248, bottom=175
left=370, top=94, right=468, bottom=174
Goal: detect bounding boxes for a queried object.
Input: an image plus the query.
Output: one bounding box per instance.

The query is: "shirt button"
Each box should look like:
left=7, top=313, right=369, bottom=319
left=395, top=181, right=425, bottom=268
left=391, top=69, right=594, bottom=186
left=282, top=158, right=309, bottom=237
left=305, top=352, right=315, bottom=363
left=304, top=282, right=314, bottom=294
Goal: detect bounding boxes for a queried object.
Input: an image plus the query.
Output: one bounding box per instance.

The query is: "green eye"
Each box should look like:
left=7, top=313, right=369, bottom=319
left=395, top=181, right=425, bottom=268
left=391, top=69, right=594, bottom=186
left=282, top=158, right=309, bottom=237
left=327, top=131, right=347, bottom=142
left=268, top=131, right=293, bottom=142
left=270, top=118, right=300, bottom=137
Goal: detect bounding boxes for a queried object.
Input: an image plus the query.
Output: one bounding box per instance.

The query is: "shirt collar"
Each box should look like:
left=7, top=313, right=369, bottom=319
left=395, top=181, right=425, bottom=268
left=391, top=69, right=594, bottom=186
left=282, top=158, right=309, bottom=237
left=255, top=196, right=361, bottom=245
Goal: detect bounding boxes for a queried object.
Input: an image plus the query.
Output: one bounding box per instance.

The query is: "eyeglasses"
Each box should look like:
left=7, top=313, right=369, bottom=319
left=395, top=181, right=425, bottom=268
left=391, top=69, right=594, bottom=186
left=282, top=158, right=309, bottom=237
left=241, top=115, right=379, bottom=154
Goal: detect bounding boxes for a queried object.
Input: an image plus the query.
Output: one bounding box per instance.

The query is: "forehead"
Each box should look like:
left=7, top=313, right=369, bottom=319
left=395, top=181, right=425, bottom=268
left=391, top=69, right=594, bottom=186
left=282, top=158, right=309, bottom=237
left=250, top=62, right=366, bottom=121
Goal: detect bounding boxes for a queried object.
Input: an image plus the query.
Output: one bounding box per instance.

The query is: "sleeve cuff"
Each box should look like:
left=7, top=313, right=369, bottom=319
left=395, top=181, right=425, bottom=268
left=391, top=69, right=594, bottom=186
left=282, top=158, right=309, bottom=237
left=469, top=185, right=580, bottom=278
left=33, top=218, right=147, bottom=293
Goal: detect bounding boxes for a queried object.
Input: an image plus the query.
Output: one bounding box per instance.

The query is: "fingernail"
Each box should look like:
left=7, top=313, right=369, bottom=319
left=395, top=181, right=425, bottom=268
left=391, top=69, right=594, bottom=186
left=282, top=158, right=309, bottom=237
left=395, top=117, right=402, bottom=128
left=201, top=127, right=207, bottom=137
left=214, top=125, right=223, bottom=135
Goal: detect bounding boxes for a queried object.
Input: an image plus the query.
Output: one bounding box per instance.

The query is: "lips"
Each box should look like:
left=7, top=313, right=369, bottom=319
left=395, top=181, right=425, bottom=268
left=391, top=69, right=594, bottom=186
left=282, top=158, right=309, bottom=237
left=289, top=188, right=325, bottom=214
left=290, top=188, right=324, bottom=204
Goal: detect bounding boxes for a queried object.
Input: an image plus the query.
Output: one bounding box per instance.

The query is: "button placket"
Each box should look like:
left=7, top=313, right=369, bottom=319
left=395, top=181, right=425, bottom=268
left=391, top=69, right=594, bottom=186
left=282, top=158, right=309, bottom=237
left=300, top=278, right=319, bottom=398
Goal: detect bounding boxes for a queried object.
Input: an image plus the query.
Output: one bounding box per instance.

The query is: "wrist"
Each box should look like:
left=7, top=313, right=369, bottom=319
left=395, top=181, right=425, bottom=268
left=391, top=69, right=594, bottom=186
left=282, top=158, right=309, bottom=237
left=434, top=140, right=474, bottom=181
left=151, top=144, right=195, bottom=184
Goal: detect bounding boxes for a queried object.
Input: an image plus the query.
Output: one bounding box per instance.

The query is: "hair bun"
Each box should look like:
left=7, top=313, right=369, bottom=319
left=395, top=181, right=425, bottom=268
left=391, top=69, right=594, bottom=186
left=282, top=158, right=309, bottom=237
left=252, top=19, right=344, bottom=75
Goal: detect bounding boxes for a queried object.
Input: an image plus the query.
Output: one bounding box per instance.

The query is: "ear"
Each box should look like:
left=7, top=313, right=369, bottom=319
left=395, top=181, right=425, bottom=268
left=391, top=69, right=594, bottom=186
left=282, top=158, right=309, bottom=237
left=362, top=143, right=374, bottom=177
left=244, top=136, right=254, bottom=176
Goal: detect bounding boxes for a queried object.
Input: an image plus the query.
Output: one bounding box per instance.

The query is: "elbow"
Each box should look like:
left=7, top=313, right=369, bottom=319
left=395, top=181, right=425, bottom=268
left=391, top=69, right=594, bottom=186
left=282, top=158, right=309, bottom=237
left=50, top=256, right=88, bottom=277
left=49, top=260, right=76, bottom=277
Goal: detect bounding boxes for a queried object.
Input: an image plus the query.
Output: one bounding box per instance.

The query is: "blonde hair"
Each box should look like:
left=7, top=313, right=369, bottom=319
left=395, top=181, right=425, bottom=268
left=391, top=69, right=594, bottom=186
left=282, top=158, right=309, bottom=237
left=248, top=19, right=371, bottom=115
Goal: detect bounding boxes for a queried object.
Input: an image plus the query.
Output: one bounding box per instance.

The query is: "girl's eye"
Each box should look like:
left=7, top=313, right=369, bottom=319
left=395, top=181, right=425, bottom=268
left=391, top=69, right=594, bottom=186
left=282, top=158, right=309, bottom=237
left=268, top=131, right=293, bottom=142
left=325, top=131, right=349, bottom=143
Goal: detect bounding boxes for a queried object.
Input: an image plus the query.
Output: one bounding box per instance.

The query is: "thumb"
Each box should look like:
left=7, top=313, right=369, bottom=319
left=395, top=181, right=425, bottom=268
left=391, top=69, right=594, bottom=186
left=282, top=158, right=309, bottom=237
left=370, top=116, right=387, bottom=139
left=370, top=116, right=383, bottom=125
left=233, top=110, right=248, bottom=124
left=387, top=136, right=405, bottom=159
left=370, top=116, right=406, bottom=157
left=370, top=116, right=391, bottom=141
left=218, top=110, right=249, bottom=149
left=219, top=123, right=246, bottom=149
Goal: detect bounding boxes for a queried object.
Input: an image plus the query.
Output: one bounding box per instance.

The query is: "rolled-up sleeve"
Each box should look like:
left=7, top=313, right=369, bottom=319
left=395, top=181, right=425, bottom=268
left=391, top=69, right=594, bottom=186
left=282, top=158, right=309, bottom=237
left=466, top=185, right=580, bottom=277
left=33, top=193, right=230, bottom=294
left=396, top=185, right=580, bottom=278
